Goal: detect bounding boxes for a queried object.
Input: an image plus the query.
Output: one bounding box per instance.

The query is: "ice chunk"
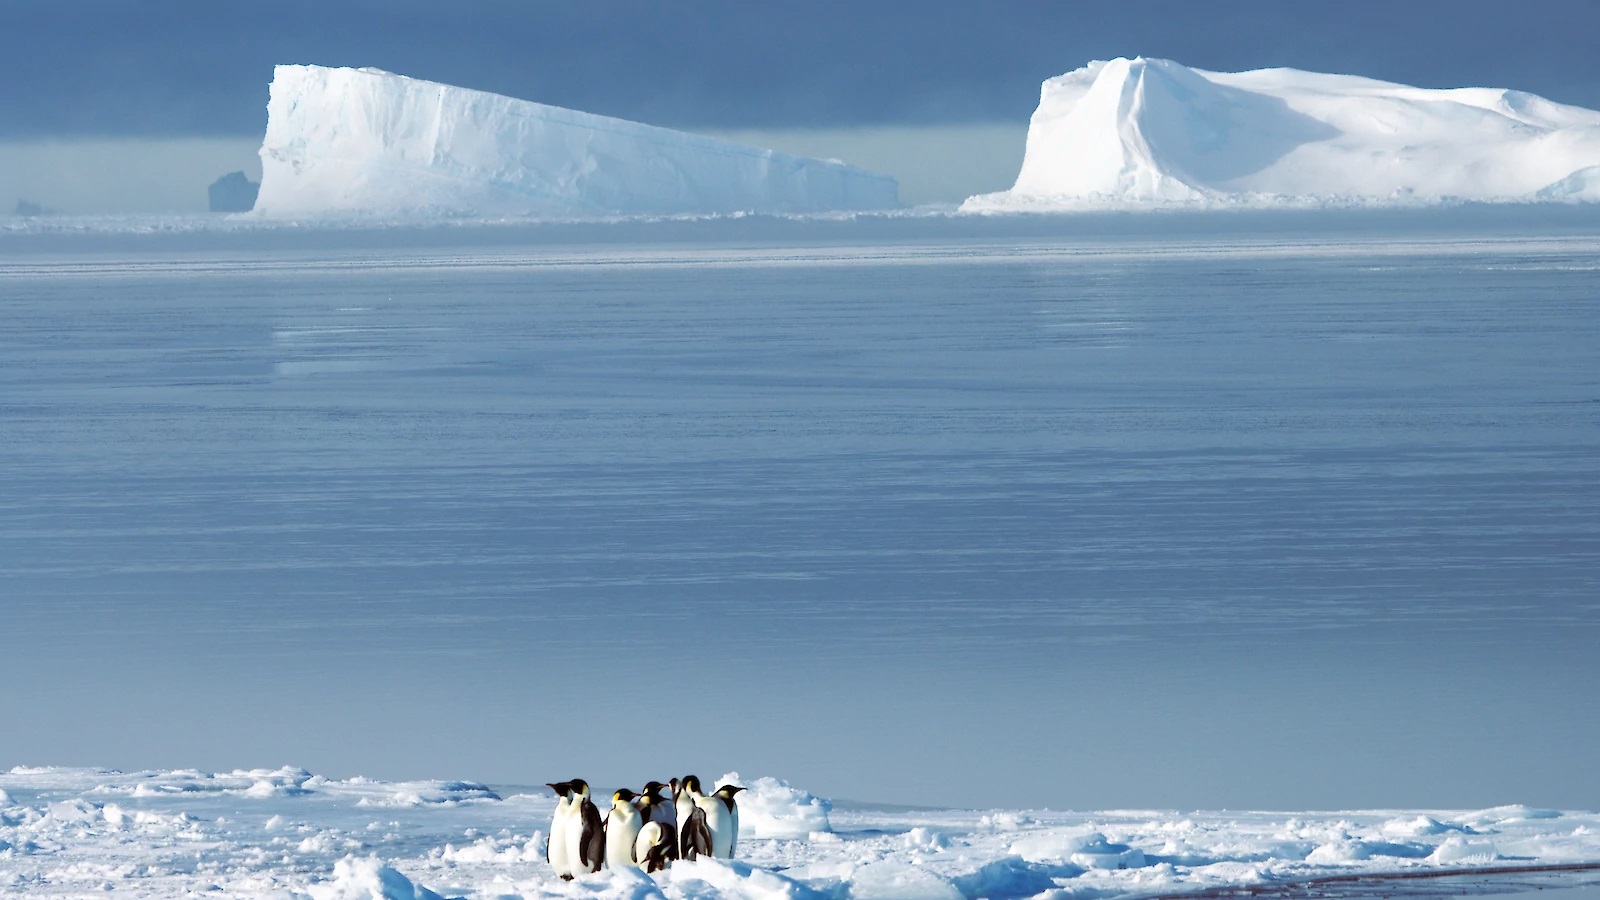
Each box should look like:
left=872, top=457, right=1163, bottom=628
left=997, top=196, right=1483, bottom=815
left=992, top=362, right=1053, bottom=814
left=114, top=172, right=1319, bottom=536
left=964, top=57, right=1600, bottom=210
left=715, top=772, right=832, bottom=838
left=1428, top=836, right=1501, bottom=864
left=304, top=856, right=444, bottom=900
left=256, top=65, right=899, bottom=218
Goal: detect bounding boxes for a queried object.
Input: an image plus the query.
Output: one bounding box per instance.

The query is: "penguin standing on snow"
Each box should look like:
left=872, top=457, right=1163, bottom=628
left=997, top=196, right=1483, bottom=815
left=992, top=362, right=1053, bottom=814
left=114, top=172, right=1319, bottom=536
left=565, top=779, right=606, bottom=875
left=676, top=775, right=711, bottom=860
left=707, top=784, right=746, bottom=859
left=546, top=782, right=575, bottom=880
left=633, top=782, right=678, bottom=872
left=603, top=788, right=643, bottom=870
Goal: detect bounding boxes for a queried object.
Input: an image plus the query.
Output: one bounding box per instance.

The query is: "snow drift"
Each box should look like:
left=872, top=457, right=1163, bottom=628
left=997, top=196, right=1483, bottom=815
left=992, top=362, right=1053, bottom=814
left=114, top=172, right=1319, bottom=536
left=964, top=57, right=1600, bottom=210
left=255, top=65, right=899, bottom=218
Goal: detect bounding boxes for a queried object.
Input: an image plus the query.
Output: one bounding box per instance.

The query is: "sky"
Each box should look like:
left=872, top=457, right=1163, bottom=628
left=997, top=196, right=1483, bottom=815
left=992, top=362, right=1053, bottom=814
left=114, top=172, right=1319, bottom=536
left=4, top=0, right=1600, bottom=212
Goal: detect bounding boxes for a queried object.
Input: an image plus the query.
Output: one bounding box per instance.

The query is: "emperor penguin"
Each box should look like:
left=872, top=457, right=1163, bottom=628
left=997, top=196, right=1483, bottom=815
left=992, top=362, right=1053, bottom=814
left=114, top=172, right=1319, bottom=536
left=565, top=779, right=606, bottom=876
left=676, top=775, right=711, bottom=860
left=545, top=782, right=575, bottom=880
left=603, top=788, right=643, bottom=870
left=707, top=784, right=746, bottom=859
left=634, top=782, right=678, bottom=871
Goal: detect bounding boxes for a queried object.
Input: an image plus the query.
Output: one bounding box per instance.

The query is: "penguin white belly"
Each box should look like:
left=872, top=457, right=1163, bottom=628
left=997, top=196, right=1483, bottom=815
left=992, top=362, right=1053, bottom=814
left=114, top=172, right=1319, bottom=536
left=675, top=794, right=694, bottom=834
left=605, top=806, right=642, bottom=870
left=563, top=807, right=586, bottom=873
left=547, top=801, right=573, bottom=877
left=698, top=795, right=735, bottom=859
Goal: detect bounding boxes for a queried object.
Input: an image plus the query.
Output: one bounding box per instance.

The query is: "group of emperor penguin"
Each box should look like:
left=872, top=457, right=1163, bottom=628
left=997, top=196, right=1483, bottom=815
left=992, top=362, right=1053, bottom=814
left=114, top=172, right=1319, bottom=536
left=544, top=775, right=746, bottom=880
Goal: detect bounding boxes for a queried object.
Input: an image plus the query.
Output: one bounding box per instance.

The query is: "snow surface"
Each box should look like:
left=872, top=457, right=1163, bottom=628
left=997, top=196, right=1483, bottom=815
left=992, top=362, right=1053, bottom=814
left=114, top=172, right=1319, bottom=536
left=963, top=57, right=1600, bottom=211
left=255, top=66, right=899, bottom=218
left=2, top=767, right=1596, bottom=899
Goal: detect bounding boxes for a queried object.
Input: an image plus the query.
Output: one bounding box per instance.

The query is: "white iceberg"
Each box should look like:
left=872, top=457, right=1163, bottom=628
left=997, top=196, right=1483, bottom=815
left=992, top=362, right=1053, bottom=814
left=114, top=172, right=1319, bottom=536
left=255, top=65, right=899, bottom=218
left=964, top=56, right=1600, bottom=210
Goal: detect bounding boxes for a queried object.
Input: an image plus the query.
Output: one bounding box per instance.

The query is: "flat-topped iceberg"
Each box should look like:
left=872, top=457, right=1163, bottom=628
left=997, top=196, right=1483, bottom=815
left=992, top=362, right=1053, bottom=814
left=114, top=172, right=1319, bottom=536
left=255, top=65, right=898, bottom=218
left=964, top=57, right=1600, bottom=211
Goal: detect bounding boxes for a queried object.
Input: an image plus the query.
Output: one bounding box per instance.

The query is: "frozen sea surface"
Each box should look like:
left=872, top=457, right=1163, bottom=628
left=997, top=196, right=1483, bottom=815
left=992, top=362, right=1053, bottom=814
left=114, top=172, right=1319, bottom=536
left=1, top=217, right=1597, bottom=812
left=1, top=766, right=1598, bottom=899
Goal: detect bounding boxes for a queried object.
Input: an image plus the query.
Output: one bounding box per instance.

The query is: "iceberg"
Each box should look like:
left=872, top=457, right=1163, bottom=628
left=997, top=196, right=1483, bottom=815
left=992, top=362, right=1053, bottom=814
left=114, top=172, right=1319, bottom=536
left=964, top=57, right=1600, bottom=210
left=255, top=65, right=898, bottom=218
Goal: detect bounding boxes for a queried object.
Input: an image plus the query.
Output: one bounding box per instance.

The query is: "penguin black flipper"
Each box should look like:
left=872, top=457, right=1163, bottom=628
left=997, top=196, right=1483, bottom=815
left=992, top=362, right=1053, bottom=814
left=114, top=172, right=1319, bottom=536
left=660, top=820, right=679, bottom=861
left=579, top=799, right=606, bottom=872
left=681, top=806, right=713, bottom=861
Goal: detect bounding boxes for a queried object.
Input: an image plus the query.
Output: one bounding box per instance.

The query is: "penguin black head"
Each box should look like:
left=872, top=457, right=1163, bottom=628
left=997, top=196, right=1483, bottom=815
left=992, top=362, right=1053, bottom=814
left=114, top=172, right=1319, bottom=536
left=714, top=785, right=746, bottom=799
left=670, top=777, right=681, bottom=798
left=681, top=774, right=702, bottom=794
left=546, top=781, right=572, bottom=798
left=568, top=778, right=590, bottom=797
left=611, top=787, right=638, bottom=805
left=642, top=780, right=666, bottom=795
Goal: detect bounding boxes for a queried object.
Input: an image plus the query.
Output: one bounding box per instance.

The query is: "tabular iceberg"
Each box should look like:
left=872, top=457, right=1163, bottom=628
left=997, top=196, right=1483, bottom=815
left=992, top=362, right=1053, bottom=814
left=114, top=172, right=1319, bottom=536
left=963, top=57, right=1600, bottom=211
left=255, top=65, right=898, bottom=217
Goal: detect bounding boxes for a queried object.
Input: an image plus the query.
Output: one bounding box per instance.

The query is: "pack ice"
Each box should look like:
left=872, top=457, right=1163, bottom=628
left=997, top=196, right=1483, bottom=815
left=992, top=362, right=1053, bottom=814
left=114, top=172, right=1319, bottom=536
left=964, top=57, right=1600, bottom=210
left=254, top=65, right=899, bottom=217
left=5, top=767, right=1600, bottom=899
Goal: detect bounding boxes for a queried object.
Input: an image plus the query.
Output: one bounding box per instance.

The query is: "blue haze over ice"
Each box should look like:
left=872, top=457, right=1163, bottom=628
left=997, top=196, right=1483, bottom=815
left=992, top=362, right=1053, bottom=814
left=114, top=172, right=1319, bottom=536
left=1, top=216, right=1597, bottom=812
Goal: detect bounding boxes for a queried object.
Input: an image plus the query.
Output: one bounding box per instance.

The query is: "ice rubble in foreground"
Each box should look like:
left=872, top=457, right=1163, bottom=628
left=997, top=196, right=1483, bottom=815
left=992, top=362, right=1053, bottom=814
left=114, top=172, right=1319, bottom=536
left=3, top=766, right=1597, bottom=899
left=963, top=57, right=1600, bottom=212
left=254, top=65, right=899, bottom=218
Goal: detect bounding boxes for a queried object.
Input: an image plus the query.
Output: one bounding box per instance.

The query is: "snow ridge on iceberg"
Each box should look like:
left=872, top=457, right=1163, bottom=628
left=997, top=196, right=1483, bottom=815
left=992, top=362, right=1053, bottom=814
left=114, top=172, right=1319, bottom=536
left=256, top=65, right=899, bottom=218
left=965, top=57, right=1600, bottom=210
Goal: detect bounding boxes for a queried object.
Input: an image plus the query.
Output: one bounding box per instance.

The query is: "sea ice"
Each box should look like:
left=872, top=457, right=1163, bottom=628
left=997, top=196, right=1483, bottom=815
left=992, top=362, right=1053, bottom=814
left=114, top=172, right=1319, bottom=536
left=7, top=767, right=1596, bottom=898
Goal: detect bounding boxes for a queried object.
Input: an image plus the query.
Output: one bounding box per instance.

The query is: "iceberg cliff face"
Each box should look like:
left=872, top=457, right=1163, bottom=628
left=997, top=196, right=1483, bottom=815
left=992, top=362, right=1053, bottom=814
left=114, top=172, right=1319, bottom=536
left=255, top=65, right=898, bottom=217
left=964, top=57, right=1600, bottom=210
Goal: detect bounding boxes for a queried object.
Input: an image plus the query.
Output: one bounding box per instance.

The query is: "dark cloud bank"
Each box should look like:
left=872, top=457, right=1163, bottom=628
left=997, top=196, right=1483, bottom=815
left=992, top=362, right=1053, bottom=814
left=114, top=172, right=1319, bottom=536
left=3, top=0, right=1598, bottom=139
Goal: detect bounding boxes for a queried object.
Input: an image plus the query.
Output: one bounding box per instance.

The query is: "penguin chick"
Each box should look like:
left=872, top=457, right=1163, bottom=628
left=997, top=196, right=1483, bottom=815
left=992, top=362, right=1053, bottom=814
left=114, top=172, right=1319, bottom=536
left=604, top=788, right=642, bottom=870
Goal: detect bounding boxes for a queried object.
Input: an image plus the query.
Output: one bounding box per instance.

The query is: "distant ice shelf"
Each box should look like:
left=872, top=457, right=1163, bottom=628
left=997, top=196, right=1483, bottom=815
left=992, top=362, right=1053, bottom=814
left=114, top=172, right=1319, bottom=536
left=964, top=57, right=1600, bottom=211
left=254, top=65, right=899, bottom=218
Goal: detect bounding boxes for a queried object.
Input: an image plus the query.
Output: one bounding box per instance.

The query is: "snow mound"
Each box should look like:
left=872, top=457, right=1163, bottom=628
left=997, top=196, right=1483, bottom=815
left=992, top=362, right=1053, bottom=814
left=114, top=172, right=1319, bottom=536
left=1467, top=805, right=1564, bottom=826
left=1305, top=838, right=1431, bottom=864
left=257, top=65, right=899, bottom=218
left=664, top=857, right=827, bottom=899
left=847, top=861, right=963, bottom=900
left=303, top=856, right=444, bottom=900
left=1427, top=836, right=1502, bottom=864
left=1012, top=830, right=1148, bottom=870
left=1382, top=815, right=1476, bottom=837
left=964, top=57, right=1600, bottom=211
left=715, top=772, right=832, bottom=838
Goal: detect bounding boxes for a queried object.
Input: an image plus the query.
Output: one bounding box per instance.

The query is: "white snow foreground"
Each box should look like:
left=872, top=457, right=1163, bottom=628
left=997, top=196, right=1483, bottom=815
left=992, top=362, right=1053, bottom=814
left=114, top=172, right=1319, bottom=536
left=3, top=767, right=1599, bottom=899
left=255, top=65, right=899, bottom=218
left=963, top=57, right=1600, bottom=211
